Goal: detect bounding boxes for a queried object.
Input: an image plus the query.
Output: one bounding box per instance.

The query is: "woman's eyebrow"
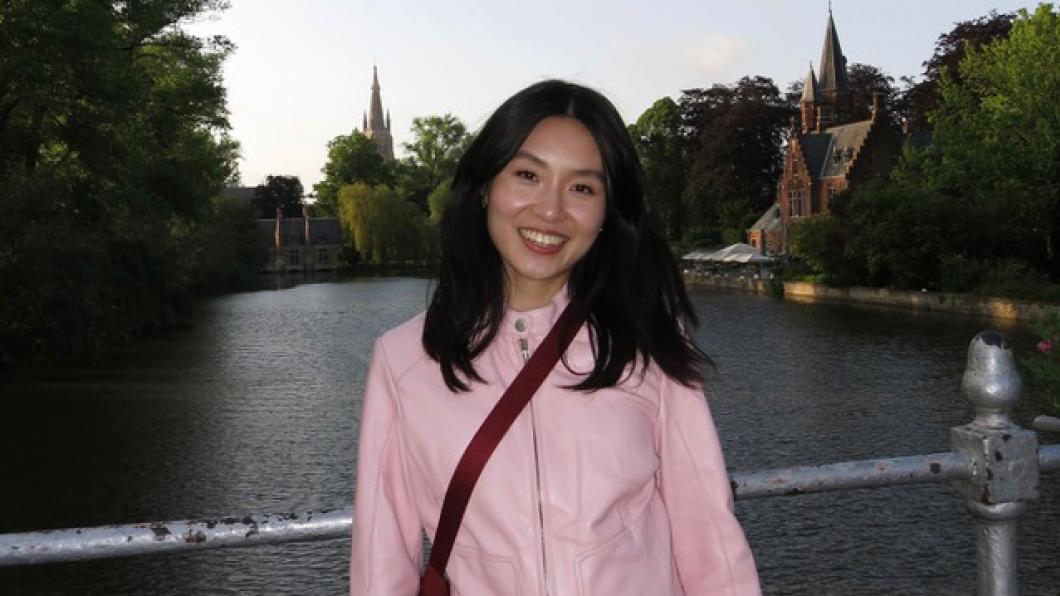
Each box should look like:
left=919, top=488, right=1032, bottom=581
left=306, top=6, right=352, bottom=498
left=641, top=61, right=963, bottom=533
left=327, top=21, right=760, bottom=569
left=514, top=150, right=605, bottom=182
left=574, top=168, right=606, bottom=183
left=513, top=149, right=547, bottom=165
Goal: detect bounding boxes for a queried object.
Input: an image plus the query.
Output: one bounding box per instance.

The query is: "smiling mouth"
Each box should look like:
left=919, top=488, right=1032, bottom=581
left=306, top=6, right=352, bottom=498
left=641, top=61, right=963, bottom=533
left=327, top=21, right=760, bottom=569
left=519, top=228, right=567, bottom=248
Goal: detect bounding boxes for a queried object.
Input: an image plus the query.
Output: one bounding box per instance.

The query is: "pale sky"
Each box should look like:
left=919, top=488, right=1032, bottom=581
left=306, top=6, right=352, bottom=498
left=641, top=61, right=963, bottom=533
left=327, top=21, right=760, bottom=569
left=185, top=1, right=1036, bottom=191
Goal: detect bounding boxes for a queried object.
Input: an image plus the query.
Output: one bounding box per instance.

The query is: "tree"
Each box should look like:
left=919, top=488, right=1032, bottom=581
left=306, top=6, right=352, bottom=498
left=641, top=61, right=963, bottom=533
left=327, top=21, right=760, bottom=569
left=896, top=11, right=1015, bottom=128
left=0, top=1, right=239, bottom=360
left=787, top=213, right=851, bottom=283
left=924, top=5, right=1060, bottom=279
left=629, top=97, right=687, bottom=240
left=846, top=63, right=899, bottom=124
left=313, top=130, right=394, bottom=215
left=253, top=175, right=304, bottom=218
left=337, top=183, right=427, bottom=265
left=398, top=114, right=471, bottom=210
left=184, top=193, right=270, bottom=293
left=427, top=177, right=453, bottom=227
left=840, top=182, right=967, bottom=289
left=679, top=76, right=796, bottom=243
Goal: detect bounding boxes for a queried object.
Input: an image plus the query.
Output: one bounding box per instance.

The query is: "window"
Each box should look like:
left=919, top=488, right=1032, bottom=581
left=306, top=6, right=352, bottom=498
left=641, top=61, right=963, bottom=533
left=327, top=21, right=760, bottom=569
left=788, top=188, right=804, bottom=218
left=288, top=249, right=300, bottom=265
left=828, top=187, right=837, bottom=203
left=317, top=248, right=329, bottom=263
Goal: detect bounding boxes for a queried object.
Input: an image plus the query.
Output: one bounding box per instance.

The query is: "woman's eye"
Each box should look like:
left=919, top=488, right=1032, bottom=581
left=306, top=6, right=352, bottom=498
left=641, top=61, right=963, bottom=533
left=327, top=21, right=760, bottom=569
left=514, top=170, right=537, bottom=181
left=571, top=183, right=596, bottom=195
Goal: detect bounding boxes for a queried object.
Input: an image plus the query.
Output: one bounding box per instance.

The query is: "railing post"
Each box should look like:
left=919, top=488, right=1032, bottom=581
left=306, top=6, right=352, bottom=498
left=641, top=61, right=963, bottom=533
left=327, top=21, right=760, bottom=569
left=951, top=332, right=1040, bottom=596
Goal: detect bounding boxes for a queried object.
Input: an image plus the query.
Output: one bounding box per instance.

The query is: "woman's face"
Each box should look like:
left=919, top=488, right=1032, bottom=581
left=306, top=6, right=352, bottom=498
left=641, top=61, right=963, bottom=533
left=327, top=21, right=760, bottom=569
left=487, top=116, right=607, bottom=309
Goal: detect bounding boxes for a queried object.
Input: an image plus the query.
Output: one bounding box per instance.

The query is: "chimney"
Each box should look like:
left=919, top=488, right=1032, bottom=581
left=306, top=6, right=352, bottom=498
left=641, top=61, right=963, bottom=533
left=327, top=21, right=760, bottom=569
left=871, top=92, right=883, bottom=121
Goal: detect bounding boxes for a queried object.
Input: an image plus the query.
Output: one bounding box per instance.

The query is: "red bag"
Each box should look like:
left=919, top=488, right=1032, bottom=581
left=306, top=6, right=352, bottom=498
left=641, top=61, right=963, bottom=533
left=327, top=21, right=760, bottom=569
left=417, top=303, right=582, bottom=595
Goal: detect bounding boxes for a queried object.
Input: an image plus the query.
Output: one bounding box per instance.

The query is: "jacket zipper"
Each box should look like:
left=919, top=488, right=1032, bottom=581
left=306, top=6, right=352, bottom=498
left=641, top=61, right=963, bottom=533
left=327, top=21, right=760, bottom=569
left=519, top=337, right=550, bottom=596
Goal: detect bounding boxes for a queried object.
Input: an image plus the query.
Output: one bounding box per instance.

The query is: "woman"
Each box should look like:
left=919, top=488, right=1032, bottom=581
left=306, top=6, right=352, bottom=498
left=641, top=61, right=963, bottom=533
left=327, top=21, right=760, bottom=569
left=350, top=80, right=760, bottom=595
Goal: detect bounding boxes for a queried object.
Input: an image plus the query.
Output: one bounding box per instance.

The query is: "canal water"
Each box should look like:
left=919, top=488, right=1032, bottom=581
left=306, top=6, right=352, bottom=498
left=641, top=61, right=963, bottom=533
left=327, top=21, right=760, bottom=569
left=1, top=277, right=1057, bottom=595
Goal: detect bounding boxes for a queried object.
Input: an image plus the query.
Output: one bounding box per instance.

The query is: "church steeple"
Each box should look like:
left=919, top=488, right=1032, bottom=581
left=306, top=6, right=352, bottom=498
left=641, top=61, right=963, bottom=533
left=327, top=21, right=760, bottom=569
left=817, top=8, right=849, bottom=98
left=809, top=7, right=851, bottom=128
left=362, top=65, right=394, bottom=161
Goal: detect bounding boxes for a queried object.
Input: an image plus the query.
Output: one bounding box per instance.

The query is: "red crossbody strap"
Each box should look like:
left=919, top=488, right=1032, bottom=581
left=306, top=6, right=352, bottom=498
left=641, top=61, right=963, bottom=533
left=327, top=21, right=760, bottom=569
left=425, top=301, right=583, bottom=578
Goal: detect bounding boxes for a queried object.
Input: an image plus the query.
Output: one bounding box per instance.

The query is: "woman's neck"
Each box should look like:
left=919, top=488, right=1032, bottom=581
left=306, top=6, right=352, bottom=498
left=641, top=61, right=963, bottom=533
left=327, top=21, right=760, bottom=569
left=505, top=278, right=566, bottom=312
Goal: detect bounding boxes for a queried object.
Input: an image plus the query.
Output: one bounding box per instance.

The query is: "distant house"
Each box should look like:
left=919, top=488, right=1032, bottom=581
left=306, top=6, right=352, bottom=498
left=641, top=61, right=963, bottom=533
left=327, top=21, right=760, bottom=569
left=752, top=9, right=903, bottom=252
left=223, top=186, right=342, bottom=273
left=747, top=204, right=783, bottom=256
left=256, top=210, right=342, bottom=273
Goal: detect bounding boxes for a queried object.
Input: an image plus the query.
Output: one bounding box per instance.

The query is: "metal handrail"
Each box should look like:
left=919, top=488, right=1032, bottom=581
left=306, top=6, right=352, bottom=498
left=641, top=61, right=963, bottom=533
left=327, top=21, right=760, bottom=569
left=1, top=331, right=1058, bottom=596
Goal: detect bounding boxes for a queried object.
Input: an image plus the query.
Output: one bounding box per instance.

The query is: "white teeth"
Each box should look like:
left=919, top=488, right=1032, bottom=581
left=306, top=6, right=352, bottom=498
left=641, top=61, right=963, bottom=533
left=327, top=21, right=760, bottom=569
left=520, top=229, right=566, bottom=246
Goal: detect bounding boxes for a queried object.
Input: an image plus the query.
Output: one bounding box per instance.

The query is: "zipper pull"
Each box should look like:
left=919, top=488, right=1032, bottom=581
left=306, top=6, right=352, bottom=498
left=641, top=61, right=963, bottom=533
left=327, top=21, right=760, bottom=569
left=518, top=337, right=530, bottom=362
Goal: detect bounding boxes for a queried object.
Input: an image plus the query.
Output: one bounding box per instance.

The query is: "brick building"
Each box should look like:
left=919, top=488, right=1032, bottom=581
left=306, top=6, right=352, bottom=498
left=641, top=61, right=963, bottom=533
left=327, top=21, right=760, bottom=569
left=749, top=9, right=902, bottom=254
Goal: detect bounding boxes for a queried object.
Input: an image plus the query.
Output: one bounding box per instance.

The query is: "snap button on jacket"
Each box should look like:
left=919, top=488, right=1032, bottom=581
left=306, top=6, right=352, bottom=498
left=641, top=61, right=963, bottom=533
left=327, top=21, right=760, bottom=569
left=350, top=292, right=761, bottom=595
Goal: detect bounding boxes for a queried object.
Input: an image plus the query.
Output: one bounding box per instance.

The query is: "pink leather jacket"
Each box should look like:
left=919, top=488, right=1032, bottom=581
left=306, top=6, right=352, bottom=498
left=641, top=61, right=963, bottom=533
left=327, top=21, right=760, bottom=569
left=350, top=290, right=761, bottom=595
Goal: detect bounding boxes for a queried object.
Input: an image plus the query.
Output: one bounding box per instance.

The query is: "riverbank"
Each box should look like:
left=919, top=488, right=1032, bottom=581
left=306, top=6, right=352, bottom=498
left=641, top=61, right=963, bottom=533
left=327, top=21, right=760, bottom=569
left=684, top=272, right=1060, bottom=323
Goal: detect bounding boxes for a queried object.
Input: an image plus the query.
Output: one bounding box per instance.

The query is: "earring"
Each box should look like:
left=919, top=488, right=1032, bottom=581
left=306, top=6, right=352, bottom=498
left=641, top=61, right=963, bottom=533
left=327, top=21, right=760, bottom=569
left=480, top=190, right=489, bottom=209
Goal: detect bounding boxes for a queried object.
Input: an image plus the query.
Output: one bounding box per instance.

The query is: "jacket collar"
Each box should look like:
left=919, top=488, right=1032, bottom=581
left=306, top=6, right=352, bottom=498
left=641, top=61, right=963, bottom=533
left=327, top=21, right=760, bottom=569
left=499, top=285, right=570, bottom=339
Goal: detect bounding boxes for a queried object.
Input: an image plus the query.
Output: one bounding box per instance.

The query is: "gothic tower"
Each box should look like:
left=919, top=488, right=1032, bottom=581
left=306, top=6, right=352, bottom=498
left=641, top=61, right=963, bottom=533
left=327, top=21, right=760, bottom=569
left=362, top=65, right=394, bottom=161
left=800, top=8, right=852, bottom=132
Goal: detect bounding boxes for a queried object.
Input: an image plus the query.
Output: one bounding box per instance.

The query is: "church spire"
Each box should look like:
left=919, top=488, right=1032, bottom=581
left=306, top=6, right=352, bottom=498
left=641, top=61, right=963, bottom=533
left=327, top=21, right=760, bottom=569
left=363, top=65, right=394, bottom=161
left=368, top=65, right=386, bottom=133
left=800, top=63, right=818, bottom=104
left=817, top=9, right=848, bottom=95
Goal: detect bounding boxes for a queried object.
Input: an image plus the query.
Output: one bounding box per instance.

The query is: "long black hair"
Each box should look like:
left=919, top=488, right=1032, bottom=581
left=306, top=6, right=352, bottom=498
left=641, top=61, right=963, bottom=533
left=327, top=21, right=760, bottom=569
left=423, top=79, right=705, bottom=392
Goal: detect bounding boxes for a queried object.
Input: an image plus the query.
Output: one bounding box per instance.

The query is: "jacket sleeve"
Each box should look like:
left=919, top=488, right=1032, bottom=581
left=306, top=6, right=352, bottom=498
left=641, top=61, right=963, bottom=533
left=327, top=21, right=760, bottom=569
left=656, top=371, right=762, bottom=595
left=350, top=338, right=423, bottom=596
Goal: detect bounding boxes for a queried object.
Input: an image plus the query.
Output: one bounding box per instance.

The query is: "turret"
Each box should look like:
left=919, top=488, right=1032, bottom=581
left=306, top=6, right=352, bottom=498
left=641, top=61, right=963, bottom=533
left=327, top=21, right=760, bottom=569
left=800, top=63, right=819, bottom=133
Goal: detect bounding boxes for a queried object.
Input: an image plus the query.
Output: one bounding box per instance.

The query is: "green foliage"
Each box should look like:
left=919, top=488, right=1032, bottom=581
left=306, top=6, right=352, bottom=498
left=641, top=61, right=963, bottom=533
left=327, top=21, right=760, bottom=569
left=787, top=213, right=851, bottom=284
left=398, top=114, right=470, bottom=210
left=427, top=177, right=453, bottom=227
left=925, top=5, right=1060, bottom=278
left=184, top=193, right=270, bottom=294
left=841, top=182, right=969, bottom=289
left=629, top=97, right=686, bottom=240
left=313, top=130, right=394, bottom=216
left=337, top=183, right=427, bottom=265
left=896, top=11, right=1015, bottom=127
left=0, top=1, right=240, bottom=362
left=1023, top=313, right=1060, bottom=416
left=975, top=259, right=1060, bottom=302
left=253, top=175, right=304, bottom=218
left=720, top=228, right=745, bottom=246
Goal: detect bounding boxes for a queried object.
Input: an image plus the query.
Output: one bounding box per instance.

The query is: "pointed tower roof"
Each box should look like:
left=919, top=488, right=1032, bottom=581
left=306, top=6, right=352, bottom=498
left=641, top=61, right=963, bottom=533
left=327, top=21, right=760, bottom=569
left=367, top=65, right=386, bottom=133
left=817, top=9, right=849, bottom=94
left=801, top=63, right=818, bottom=104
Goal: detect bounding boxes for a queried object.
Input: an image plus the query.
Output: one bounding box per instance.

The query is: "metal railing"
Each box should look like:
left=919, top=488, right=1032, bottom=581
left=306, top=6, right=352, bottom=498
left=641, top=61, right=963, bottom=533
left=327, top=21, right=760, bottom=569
left=2, top=331, right=1059, bottom=596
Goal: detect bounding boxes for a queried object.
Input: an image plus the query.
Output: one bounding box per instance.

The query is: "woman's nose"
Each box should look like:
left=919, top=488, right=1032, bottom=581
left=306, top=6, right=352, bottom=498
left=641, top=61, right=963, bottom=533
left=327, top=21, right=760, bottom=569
left=533, top=184, right=564, bottom=221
